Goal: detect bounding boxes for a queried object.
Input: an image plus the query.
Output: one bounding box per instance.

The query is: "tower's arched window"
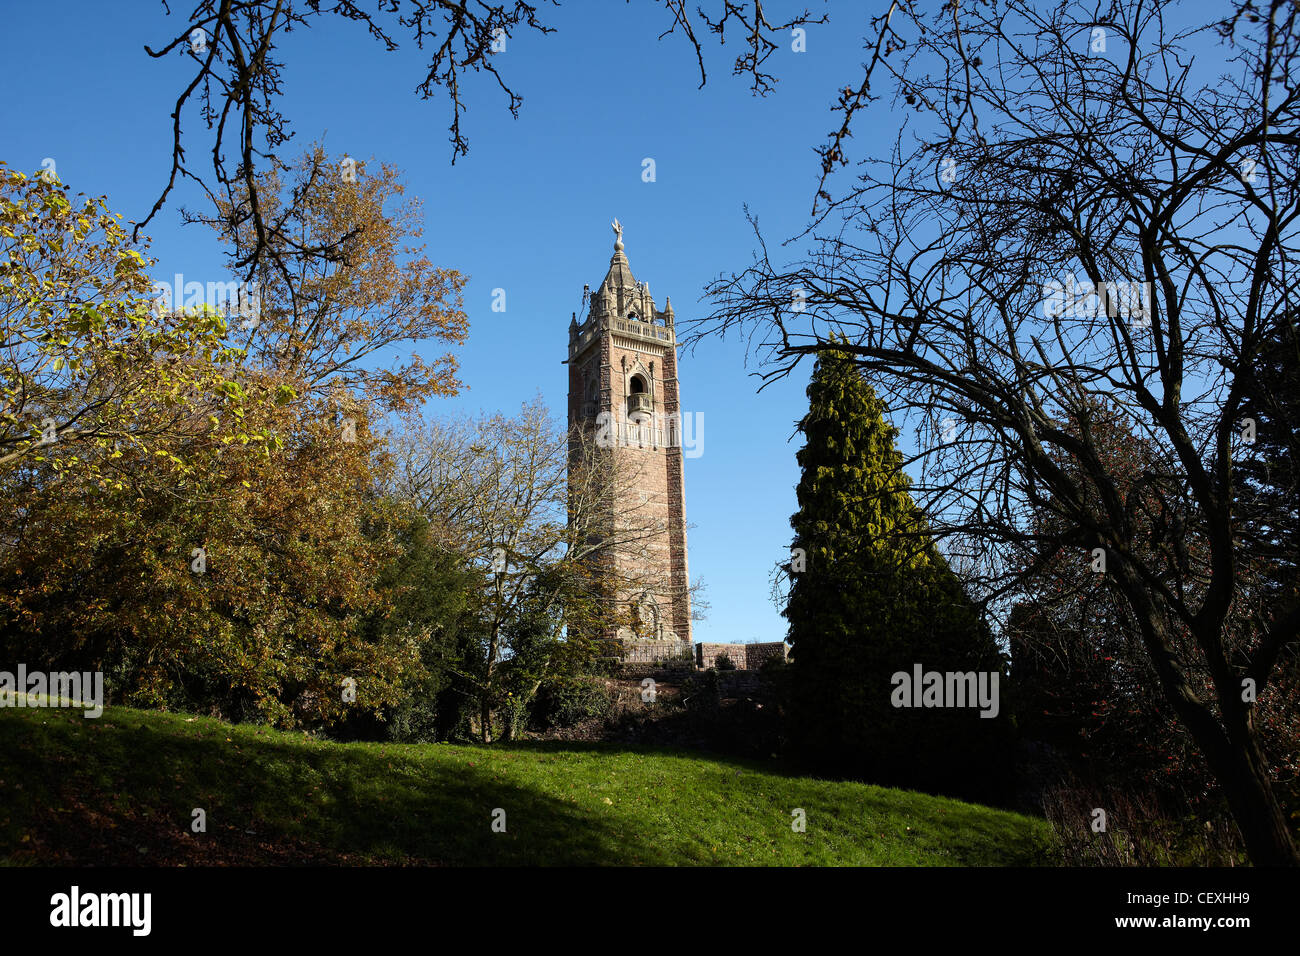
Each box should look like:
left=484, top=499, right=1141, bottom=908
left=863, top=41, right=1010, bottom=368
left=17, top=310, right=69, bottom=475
left=627, top=373, right=652, bottom=426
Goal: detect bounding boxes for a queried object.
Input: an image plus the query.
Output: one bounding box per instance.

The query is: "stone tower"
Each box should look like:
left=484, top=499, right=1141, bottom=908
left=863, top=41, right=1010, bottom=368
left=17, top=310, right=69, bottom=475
left=566, top=221, right=691, bottom=650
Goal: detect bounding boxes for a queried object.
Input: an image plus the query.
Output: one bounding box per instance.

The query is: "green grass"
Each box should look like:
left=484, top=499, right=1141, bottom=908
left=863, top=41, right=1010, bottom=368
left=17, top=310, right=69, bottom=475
left=0, top=703, right=1053, bottom=865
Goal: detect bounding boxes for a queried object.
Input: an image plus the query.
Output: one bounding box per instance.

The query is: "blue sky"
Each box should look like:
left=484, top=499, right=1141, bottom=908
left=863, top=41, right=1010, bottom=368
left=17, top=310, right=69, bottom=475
left=1, top=1, right=1232, bottom=643
left=1, top=1, right=883, bottom=644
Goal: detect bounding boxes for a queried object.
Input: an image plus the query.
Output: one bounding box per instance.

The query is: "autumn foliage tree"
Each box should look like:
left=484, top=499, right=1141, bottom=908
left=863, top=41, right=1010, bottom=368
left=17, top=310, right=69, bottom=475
left=207, top=145, right=468, bottom=417
left=1, top=389, right=412, bottom=725
left=0, top=153, right=470, bottom=729
left=0, top=162, right=251, bottom=480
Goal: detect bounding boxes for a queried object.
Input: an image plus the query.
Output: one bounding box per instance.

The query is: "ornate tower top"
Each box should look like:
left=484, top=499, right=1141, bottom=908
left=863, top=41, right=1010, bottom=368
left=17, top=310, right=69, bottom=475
left=571, top=220, right=675, bottom=357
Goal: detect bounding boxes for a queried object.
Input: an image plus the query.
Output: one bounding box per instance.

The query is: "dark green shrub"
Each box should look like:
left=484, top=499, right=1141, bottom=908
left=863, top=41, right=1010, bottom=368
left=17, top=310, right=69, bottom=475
left=529, top=676, right=613, bottom=729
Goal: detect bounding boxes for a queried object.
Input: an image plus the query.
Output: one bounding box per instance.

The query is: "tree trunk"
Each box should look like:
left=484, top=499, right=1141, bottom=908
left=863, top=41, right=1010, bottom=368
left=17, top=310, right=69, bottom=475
left=481, top=623, right=499, bottom=744
left=1123, top=585, right=1300, bottom=866
left=1202, top=727, right=1299, bottom=866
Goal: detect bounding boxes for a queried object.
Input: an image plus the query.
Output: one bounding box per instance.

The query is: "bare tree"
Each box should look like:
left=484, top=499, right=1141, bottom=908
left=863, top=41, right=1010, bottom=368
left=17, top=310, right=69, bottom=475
left=692, top=0, right=1300, bottom=865
left=139, top=0, right=822, bottom=292
left=389, top=397, right=686, bottom=740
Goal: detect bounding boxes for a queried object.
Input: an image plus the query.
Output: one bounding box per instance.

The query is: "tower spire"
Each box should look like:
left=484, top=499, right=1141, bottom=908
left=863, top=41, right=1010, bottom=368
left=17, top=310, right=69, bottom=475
left=593, top=217, right=645, bottom=320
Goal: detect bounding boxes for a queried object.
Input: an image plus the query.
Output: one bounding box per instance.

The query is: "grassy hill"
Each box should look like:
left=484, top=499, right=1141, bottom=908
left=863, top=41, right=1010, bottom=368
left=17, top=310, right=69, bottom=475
left=0, top=703, right=1053, bottom=866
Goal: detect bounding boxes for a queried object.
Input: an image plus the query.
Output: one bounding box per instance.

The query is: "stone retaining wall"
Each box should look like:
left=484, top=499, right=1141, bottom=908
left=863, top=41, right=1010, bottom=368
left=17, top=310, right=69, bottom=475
left=695, top=641, right=788, bottom=671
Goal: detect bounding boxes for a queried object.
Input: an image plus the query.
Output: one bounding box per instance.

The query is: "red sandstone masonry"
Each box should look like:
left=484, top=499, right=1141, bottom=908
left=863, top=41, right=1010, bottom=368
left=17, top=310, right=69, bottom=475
left=695, top=642, right=789, bottom=671
left=567, top=232, right=691, bottom=649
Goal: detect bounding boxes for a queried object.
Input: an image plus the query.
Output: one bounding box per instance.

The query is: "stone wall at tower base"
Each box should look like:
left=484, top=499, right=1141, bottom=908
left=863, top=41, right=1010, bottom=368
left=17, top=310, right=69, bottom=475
left=620, top=639, right=695, bottom=667
left=612, top=640, right=789, bottom=671
left=695, top=642, right=788, bottom=671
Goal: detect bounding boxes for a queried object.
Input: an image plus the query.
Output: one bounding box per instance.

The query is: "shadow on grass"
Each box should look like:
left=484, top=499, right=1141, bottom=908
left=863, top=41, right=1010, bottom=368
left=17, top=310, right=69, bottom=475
left=1, top=708, right=1052, bottom=866
left=0, top=709, right=672, bottom=865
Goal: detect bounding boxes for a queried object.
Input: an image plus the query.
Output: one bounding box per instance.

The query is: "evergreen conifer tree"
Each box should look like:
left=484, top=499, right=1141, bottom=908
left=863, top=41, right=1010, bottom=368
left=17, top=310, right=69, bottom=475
left=784, top=346, right=1007, bottom=798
